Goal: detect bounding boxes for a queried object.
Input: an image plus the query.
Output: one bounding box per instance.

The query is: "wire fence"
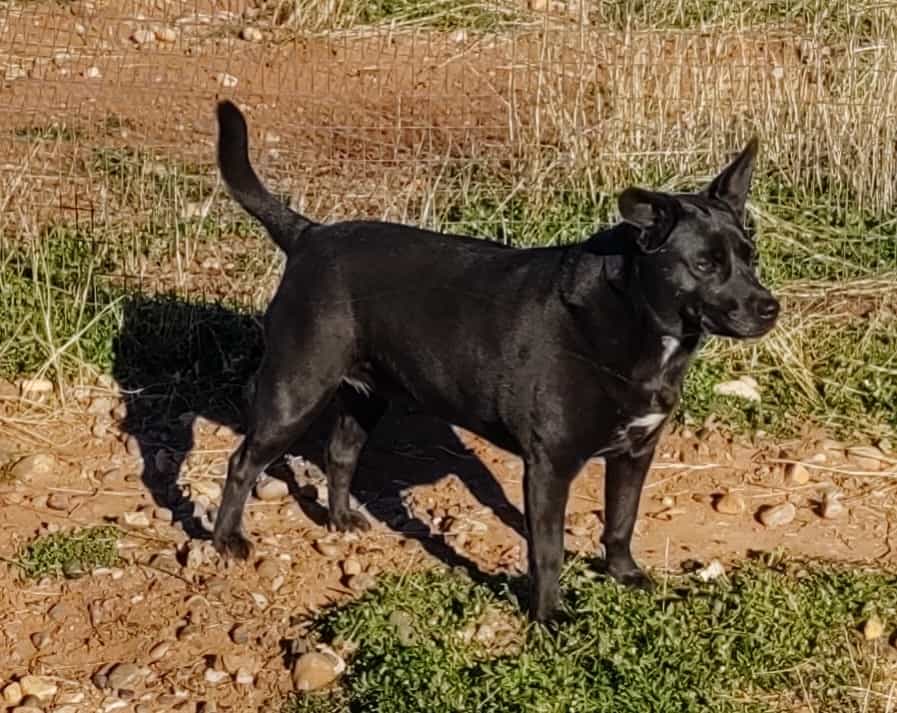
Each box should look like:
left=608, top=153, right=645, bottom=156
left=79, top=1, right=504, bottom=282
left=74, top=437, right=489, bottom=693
left=2, top=0, right=897, bottom=305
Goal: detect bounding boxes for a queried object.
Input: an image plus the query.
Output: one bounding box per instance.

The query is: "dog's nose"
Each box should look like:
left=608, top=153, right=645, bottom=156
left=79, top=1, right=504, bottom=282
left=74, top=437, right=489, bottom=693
left=756, top=296, right=780, bottom=321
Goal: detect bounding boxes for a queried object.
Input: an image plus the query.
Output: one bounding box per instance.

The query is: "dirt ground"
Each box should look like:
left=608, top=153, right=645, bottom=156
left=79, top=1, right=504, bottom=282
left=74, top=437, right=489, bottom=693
left=1, top=381, right=895, bottom=712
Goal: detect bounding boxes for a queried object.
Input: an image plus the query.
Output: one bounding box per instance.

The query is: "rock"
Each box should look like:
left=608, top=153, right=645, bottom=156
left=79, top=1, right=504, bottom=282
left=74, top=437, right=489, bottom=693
left=148, top=641, right=171, bottom=662
left=314, top=538, right=342, bottom=558
left=714, top=376, right=761, bottom=402
left=660, top=495, right=676, bottom=508
left=821, top=491, right=846, bottom=519
left=449, top=28, right=467, bottom=43
left=47, top=493, right=70, bottom=511
left=130, top=28, right=155, bottom=44
left=154, top=26, right=177, bottom=42
left=2, top=682, right=23, bottom=706
left=696, top=559, right=726, bottom=582
left=18, top=675, right=57, bottom=701
left=785, top=462, right=810, bottom=486
left=48, top=602, right=74, bottom=621
left=84, top=65, right=102, bottom=79
left=848, top=445, right=886, bottom=471
left=341, top=557, right=362, bottom=577
left=863, top=614, right=884, bottom=640
left=255, top=478, right=289, bottom=501
left=215, top=72, right=238, bottom=88
left=714, top=493, right=746, bottom=515
left=30, top=631, right=51, bottom=649
left=121, top=511, right=150, bottom=529
left=106, top=662, right=143, bottom=690
left=256, top=558, right=280, bottom=579
left=758, top=502, right=796, bottom=528
left=222, top=653, right=258, bottom=674
left=230, top=623, right=250, bottom=645
left=240, top=26, right=262, bottom=41
left=291, top=650, right=345, bottom=692
left=11, top=453, right=57, bottom=481
left=204, top=668, right=229, bottom=686
left=19, top=378, right=53, bottom=396
left=347, top=573, right=376, bottom=592
left=235, top=668, right=254, bottom=686
left=388, top=610, right=416, bottom=646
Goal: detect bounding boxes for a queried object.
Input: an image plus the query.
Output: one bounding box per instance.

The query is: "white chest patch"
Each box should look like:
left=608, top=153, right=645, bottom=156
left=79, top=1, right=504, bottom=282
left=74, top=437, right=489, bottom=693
left=660, top=336, right=680, bottom=368
left=627, top=413, right=666, bottom=432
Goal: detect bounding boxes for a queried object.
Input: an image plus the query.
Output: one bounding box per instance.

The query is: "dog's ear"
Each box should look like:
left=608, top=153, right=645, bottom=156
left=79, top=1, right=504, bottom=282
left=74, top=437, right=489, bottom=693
left=618, top=187, right=679, bottom=253
left=703, top=137, right=758, bottom=223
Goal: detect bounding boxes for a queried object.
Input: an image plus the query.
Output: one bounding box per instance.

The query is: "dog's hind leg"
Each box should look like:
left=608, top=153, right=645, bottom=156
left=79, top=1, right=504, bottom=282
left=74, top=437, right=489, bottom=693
left=213, top=354, right=339, bottom=559
left=325, top=386, right=387, bottom=532
left=600, top=449, right=655, bottom=589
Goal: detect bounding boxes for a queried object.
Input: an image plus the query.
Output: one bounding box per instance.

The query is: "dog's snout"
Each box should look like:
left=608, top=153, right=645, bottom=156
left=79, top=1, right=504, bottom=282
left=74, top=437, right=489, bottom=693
left=756, top=295, right=780, bottom=321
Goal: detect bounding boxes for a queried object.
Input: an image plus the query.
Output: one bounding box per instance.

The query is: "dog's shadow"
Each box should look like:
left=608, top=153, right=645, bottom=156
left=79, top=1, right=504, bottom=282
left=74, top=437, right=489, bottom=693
left=112, top=293, right=527, bottom=579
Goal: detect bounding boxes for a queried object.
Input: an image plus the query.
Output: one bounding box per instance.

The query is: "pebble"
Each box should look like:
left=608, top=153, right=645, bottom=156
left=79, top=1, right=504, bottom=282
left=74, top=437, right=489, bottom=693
left=2, top=682, right=23, bottom=706
left=696, top=559, right=726, bottom=582
left=785, top=462, right=810, bottom=486
left=240, top=26, right=262, bottom=41
left=341, top=557, right=362, bottom=577
left=106, top=662, right=143, bottom=690
left=230, top=623, right=250, bottom=645
left=148, top=641, right=171, bottom=662
left=255, top=478, right=289, bottom=501
left=130, top=28, right=155, bottom=44
left=30, top=631, right=50, bottom=649
left=235, top=668, right=254, bottom=686
left=256, top=558, right=280, bottom=579
left=154, top=26, right=177, bottom=42
left=848, top=445, right=886, bottom=471
left=821, top=491, right=846, bottom=519
left=758, top=502, right=796, bottom=528
left=204, top=668, right=229, bottom=686
left=863, top=614, right=884, bottom=640
left=11, top=453, right=57, bottom=481
left=18, top=676, right=57, bottom=701
left=291, top=650, right=345, bottom=691
left=19, top=378, right=53, bottom=396
left=347, top=573, right=376, bottom=592
left=714, top=493, right=746, bottom=515
left=314, top=538, right=342, bottom=558
left=215, top=72, right=238, bottom=88
left=47, top=493, right=70, bottom=511
left=121, top=511, right=150, bottom=529
left=48, top=601, right=74, bottom=621
left=84, top=65, right=102, bottom=79
left=388, top=610, right=416, bottom=646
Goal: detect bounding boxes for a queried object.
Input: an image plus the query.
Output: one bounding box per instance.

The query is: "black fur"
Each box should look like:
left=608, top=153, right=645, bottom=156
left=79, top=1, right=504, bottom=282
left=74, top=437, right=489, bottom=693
left=212, top=101, right=779, bottom=621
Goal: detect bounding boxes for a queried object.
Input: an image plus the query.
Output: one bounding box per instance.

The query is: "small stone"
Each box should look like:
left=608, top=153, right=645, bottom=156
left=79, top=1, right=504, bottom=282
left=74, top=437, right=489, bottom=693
left=2, top=682, right=23, bottom=705
left=758, top=502, right=796, bottom=528
left=204, top=668, right=229, bottom=686
left=821, top=491, right=846, bottom=519
left=714, top=493, right=746, bottom=515
left=388, top=610, right=416, bottom=646
left=47, top=493, right=70, bottom=511
left=449, top=28, right=467, bottom=43
left=235, top=668, right=254, bottom=686
left=48, top=602, right=74, bottom=621
left=215, top=72, right=238, bottom=88
left=256, top=558, right=280, bottom=579
left=864, top=614, right=884, bottom=640
left=154, top=26, right=177, bottom=42
left=131, top=28, right=155, bottom=44
left=314, top=539, right=342, bottom=558
left=696, top=559, right=726, bottom=582
left=660, top=495, right=676, bottom=508
left=347, top=573, right=376, bottom=592
left=785, top=462, right=810, bottom=486
left=255, top=478, right=289, bottom=501
left=240, top=26, right=262, bottom=41
left=84, top=65, right=102, bottom=79
left=121, top=511, right=150, bottom=529
left=19, top=378, right=53, bottom=396
left=341, top=557, right=362, bottom=577
left=30, top=630, right=50, bottom=649
left=230, top=623, right=250, bottom=645
left=848, top=445, right=886, bottom=471
left=18, top=675, right=57, bottom=701
left=291, top=650, right=345, bottom=692
left=11, top=453, right=58, bottom=481
left=148, top=641, right=171, bottom=662
left=106, top=662, right=143, bottom=690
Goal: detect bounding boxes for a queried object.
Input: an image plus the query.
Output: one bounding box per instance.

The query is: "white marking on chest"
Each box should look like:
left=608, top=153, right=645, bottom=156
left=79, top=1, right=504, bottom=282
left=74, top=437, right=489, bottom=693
left=627, top=413, right=666, bottom=431
left=660, top=336, right=680, bottom=367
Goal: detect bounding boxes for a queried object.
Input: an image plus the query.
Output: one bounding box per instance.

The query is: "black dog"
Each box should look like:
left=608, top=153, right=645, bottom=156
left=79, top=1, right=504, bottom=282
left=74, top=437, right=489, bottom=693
left=211, top=100, right=779, bottom=621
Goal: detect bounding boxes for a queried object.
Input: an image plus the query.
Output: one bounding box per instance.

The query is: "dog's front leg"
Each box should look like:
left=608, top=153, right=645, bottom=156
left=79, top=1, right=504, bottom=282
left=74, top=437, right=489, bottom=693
left=523, top=450, right=575, bottom=622
left=600, top=449, right=655, bottom=589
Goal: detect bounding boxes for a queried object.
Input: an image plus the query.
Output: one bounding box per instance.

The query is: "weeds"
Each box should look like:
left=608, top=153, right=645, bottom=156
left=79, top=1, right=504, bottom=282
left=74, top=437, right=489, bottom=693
left=17, top=526, right=119, bottom=579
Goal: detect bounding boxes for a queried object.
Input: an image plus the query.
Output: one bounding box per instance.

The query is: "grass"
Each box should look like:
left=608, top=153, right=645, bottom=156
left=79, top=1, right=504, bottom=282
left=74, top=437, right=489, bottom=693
left=17, top=525, right=120, bottom=579
left=285, top=558, right=897, bottom=713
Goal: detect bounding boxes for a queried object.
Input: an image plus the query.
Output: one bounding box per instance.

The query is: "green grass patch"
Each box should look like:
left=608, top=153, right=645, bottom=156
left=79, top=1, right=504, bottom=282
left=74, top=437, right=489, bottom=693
left=17, top=525, right=119, bottom=578
left=286, top=559, right=897, bottom=713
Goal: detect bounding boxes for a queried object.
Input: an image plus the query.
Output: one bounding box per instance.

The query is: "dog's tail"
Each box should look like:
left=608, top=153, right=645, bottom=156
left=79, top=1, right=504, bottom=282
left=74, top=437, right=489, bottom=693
left=216, top=100, right=312, bottom=253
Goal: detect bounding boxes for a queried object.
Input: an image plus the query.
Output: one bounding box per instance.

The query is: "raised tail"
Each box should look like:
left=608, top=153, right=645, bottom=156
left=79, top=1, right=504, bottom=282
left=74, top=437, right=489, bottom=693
left=216, top=100, right=312, bottom=253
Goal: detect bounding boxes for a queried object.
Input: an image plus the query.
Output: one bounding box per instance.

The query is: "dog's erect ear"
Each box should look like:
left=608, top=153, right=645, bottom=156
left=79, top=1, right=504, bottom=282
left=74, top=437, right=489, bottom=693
left=703, top=137, right=758, bottom=223
left=618, top=187, right=679, bottom=253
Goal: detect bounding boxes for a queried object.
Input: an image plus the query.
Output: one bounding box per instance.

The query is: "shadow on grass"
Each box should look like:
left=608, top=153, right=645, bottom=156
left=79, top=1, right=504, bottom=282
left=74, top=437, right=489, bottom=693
left=112, top=292, right=529, bottom=587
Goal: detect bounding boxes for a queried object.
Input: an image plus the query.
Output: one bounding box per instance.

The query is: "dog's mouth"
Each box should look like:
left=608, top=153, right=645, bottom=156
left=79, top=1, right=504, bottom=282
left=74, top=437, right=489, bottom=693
left=700, top=313, right=777, bottom=340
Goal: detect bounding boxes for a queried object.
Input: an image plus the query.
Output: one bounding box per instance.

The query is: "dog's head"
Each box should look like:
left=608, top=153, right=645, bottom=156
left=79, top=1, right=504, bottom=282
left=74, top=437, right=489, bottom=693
left=616, top=139, right=779, bottom=339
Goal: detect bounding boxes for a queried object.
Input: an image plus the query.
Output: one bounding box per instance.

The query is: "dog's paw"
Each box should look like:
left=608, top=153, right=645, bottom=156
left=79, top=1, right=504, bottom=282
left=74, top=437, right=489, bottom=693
left=612, top=568, right=654, bottom=591
left=329, top=509, right=371, bottom=533
left=213, top=530, right=253, bottom=560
